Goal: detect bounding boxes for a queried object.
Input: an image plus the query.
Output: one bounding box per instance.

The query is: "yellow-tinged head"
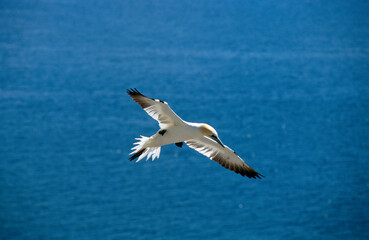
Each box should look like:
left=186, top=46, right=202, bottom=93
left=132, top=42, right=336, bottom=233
left=199, top=123, right=217, bottom=136
left=199, top=123, right=225, bottom=148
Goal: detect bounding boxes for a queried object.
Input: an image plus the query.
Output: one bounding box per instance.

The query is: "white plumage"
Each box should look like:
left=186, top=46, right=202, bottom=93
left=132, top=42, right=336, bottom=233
left=127, top=88, right=263, bottom=179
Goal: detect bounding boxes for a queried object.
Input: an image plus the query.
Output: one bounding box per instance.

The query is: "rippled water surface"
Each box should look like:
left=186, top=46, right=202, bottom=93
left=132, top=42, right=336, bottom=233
left=1, top=1, right=369, bottom=239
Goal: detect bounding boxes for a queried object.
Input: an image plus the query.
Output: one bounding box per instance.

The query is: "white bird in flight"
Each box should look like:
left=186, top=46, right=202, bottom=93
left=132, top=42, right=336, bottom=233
left=127, top=88, right=263, bottom=179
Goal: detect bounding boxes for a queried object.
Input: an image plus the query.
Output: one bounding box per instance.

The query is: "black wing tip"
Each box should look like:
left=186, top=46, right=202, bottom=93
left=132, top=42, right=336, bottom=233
left=249, top=172, right=264, bottom=179
left=127, top=88, right=166, bottom=104
left=240, top=170, right=264, bottom=179
left=252, top=173, right=264, bottom=179
left=253, top=173, right=264, bottom=179
left=126, top=88, right=142, bottom=96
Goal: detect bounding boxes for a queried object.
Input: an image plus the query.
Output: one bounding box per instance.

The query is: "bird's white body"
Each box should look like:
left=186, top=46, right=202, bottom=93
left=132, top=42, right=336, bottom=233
left=146, top=122, right=201, bottom=147
left=127, top=89, right=263, bottom=179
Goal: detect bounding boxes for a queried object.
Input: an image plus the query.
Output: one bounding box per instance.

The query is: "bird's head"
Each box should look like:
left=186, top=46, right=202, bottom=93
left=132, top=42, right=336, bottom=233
left=199, top=124, right=225, bottom=148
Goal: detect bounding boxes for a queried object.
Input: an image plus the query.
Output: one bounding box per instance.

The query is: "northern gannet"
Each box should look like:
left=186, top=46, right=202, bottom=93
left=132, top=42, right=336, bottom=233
left=127, top=88, right=263, bottom=179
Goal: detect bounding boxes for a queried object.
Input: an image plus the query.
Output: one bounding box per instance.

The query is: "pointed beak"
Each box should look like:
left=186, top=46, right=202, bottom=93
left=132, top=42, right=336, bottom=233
left=210, top=135, right=225, bottom=148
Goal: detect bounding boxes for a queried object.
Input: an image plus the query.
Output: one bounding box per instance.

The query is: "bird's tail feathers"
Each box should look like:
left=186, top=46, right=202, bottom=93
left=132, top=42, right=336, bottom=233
left=129, top=135, right=161, bottom=162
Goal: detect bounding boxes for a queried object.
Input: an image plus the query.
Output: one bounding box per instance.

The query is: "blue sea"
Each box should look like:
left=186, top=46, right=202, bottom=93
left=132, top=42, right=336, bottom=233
left=1, top=0, right=369, bottom=239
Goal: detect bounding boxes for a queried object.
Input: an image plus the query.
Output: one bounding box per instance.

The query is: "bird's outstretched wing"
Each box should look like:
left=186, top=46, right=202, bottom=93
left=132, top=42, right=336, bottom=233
left=127, top=88, right=184, bottom=128
left=185, top=136, right=263, bottom=178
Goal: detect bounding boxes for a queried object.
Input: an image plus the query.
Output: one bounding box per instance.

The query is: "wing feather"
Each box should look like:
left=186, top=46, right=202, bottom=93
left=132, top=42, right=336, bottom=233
left=185, top=137, right=263, bottom=179
left=127, top=88, right=184, bottom=128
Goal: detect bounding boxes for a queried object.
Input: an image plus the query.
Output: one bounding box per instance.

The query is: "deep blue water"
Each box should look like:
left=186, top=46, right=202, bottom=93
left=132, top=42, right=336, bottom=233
left=1, top=0, right=369, bottom=239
